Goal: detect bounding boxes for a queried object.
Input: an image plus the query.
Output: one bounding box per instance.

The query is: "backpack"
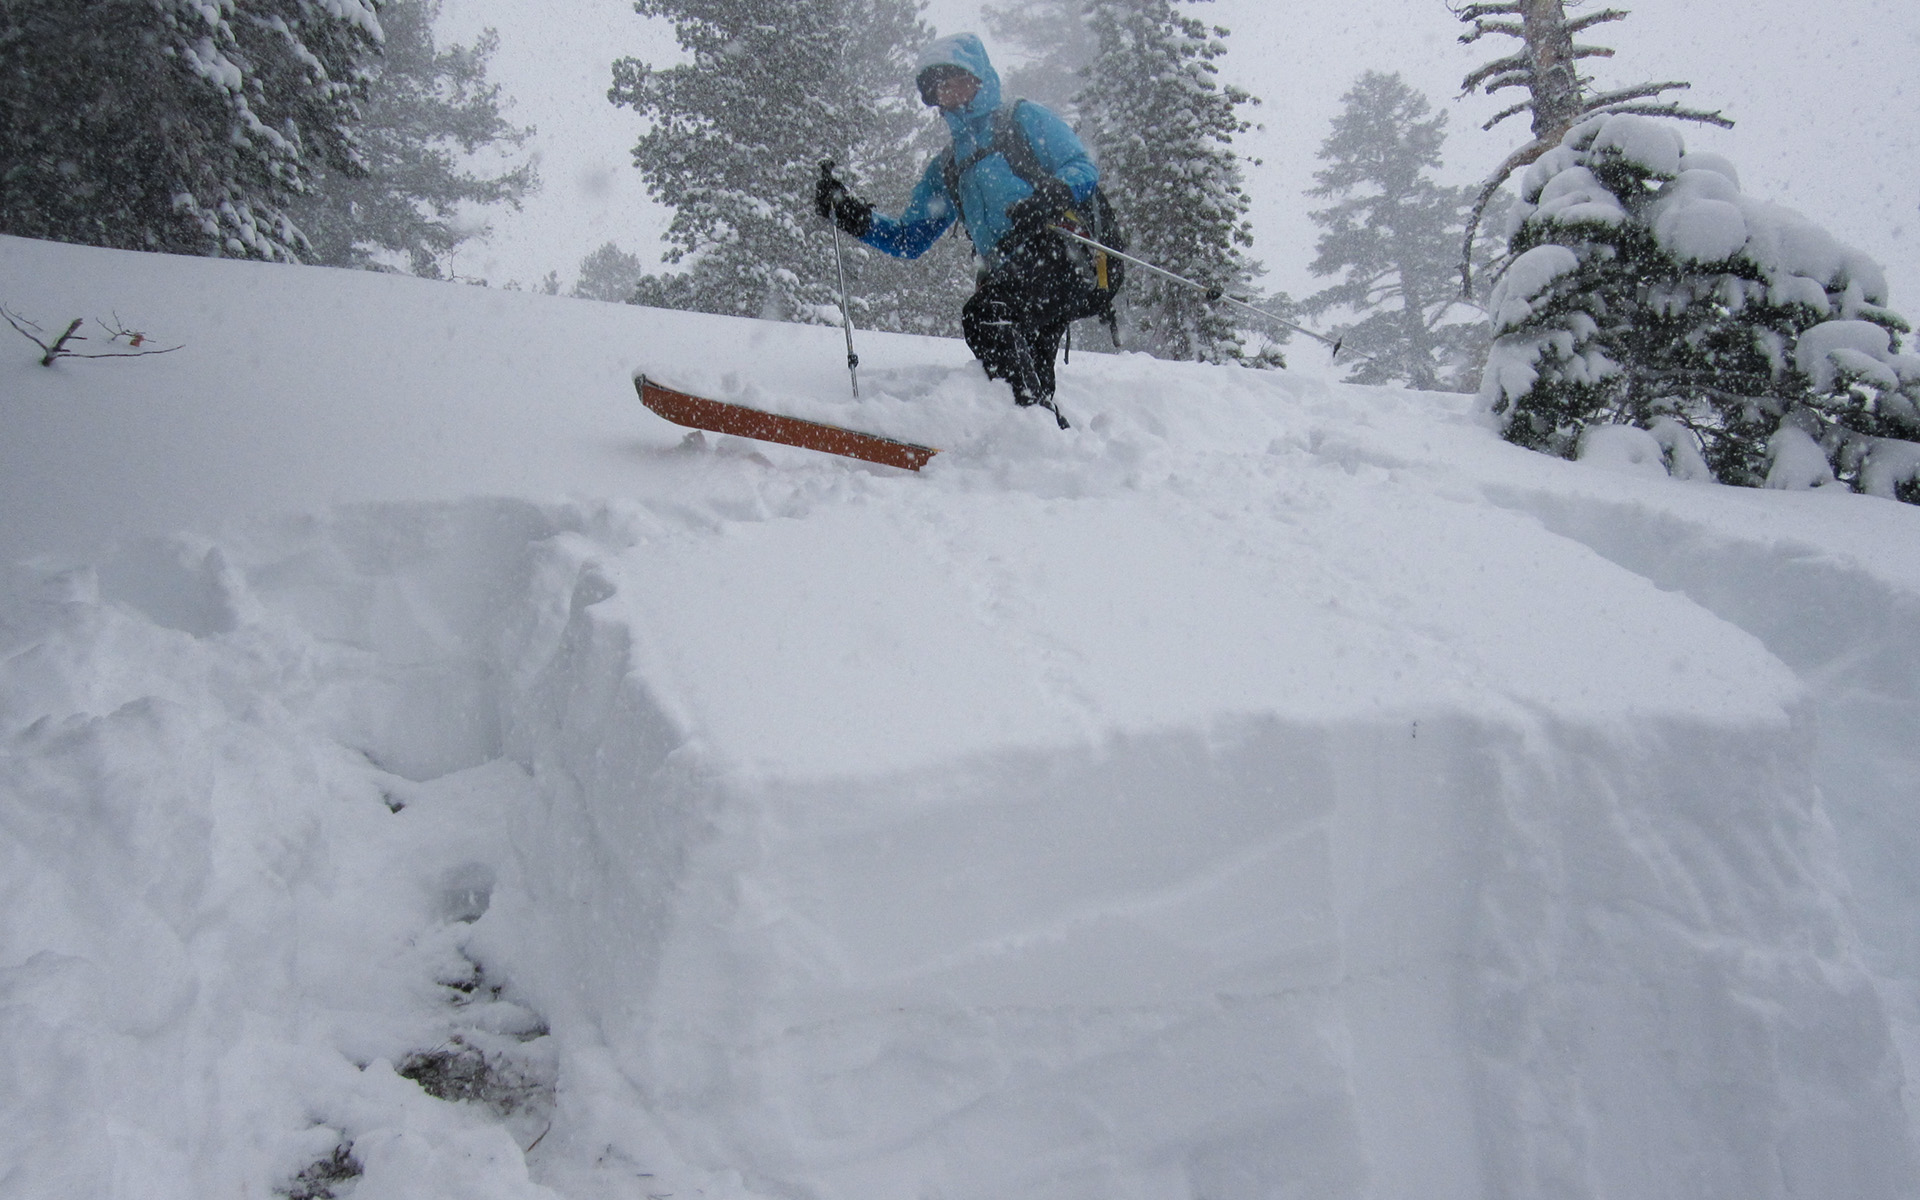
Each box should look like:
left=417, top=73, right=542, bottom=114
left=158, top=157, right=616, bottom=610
left=941, top=101, right=1127, bottom=332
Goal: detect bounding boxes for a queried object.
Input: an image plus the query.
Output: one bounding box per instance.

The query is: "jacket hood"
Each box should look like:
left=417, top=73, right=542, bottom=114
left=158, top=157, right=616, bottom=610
left=915, top=33, right=1001, bottom=122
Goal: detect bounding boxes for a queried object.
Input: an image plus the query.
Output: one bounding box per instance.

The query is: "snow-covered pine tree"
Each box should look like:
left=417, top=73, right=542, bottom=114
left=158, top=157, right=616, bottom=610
left=608, top=0, right=970, bottom=333
left=289, top=0, right=536, bottom=276
left=1483, top=113, right=1920, bottom=501
left=1452, top=0, right=1728, bottom=292
left=1079, top=0, right=1278, bottom=365
left=1304, top=72, right=1497, bottom=391
left=0, top=0, right=382, bottom=260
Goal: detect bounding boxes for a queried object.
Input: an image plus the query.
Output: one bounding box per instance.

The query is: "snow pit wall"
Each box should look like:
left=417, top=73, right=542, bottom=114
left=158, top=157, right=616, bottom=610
left=1492, top=482, right=1920, bottom=1122
left=7, top=496, right=1912, bottom=1199
left=1, top=499, right=605, bottom=1200
left=618, top=709, right=1908, bottom=1200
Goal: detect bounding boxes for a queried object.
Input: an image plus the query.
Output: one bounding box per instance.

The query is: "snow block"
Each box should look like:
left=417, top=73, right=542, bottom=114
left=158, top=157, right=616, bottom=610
left=466, top=496, right=1915, bottom=1200
left=104, top=494, right=1890, bottom=1200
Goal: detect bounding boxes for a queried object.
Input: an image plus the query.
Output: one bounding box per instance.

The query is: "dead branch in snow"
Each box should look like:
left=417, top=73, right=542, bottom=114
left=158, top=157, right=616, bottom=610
left=4, top=307, right=184, bottom=366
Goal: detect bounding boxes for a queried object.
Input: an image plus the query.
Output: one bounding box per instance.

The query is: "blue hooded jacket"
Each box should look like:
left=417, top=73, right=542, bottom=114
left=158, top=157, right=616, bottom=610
left=860, top=34, right=1098, bottom=266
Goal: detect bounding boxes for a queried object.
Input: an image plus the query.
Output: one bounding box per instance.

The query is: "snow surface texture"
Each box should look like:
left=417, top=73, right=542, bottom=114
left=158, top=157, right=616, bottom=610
left=4, top=235, right=1920, bottom=1198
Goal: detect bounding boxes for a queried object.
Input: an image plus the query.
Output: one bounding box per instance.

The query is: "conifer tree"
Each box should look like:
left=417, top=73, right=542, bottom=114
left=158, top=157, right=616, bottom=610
left=289, top=0, right=537, bottom=276
left=1079, top=0, right=1276, bottom=365
left=1451, top=0, right=1728, bottom=291
left=608, top=0, right=971, bottom=331
left=1482, top=113, right=1920, bottom=501
left=572, top=242, right=648, bottom=303
left=1304, top=72, right=1495, bottom=391
left=0, top=0, right=382, bottom=261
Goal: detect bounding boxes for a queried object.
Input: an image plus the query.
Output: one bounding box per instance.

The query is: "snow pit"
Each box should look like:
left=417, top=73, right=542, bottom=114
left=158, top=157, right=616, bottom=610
left=16, top=493, right=1907, bottom=1199
left=4, top=234, right=1920, bottom=1198
left=9, top=485, right=1914, bottom=1200
left=0, top=502, right=585, bottom=1200
left=1492, top=479, right=1920, bottom=1137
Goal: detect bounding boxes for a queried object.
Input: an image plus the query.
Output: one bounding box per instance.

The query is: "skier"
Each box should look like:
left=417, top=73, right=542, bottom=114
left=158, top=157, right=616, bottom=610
left=815, top=33, right=1107, bottom=420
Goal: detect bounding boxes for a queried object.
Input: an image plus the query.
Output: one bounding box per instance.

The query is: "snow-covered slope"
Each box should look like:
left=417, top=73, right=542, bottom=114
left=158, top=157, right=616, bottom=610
left=4, top=235, right=1919, bottom=1198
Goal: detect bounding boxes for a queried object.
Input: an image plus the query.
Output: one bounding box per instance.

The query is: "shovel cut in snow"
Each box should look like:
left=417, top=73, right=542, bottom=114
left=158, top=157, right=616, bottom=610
left=635, top=374, right=939, bottom=472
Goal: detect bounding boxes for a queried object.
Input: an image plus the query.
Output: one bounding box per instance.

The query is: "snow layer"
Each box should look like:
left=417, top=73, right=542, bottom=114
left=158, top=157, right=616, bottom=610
left=4, top=236, right=1920, bottom=1198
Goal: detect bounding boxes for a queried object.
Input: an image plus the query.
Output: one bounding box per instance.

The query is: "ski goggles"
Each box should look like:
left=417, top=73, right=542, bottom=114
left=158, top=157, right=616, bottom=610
left=916, top=64, right=973, bottom=106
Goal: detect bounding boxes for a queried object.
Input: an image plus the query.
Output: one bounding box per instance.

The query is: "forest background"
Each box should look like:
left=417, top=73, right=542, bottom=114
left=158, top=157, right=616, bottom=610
left=436, top=0, right=1920, bottom=315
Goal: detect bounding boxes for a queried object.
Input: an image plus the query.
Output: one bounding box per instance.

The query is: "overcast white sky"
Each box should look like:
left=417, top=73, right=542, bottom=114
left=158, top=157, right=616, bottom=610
left=437, top=0, right=1920, bottom=313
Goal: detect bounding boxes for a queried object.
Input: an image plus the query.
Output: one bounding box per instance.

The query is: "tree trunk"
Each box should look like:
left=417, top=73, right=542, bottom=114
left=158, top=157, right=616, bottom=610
left=1388, top=227, right=1440, bottom=390
left=1521, top=0, right=1580, bottom=141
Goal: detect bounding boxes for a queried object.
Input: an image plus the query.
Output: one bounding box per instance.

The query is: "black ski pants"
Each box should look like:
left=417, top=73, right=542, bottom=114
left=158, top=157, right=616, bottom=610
left=961, top=231, right=1104, bottom=405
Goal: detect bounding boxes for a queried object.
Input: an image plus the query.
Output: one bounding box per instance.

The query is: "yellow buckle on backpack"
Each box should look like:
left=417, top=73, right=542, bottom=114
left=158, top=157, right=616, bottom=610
left=1061, top=207, right=1110, bottom=290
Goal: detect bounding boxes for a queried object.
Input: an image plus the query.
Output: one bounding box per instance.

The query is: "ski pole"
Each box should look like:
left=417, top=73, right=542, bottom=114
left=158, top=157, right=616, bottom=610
left=820, top=160, right=861, bottom=399
left=1049, top=225, right=1351, bottom=361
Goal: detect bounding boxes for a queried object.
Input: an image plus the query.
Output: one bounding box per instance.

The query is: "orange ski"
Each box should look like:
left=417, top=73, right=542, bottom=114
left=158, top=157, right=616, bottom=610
left=636, top=375, right=939, bottom=472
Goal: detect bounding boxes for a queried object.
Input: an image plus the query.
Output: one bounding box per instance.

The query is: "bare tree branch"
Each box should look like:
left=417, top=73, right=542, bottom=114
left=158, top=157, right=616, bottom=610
left=1564, top=8, right=1630, bottom=34
left=1449, top=1, right=1527, bottom=21
left=1458, top=19, right=1524, bottom=45
left=1584, top=101, right=1734, bottom=128
left=1582, top=80, right=1693, bottom=108
left=1460, top=138, right=1559, bottom=297
left=1480, top=100, right=1535, bottom=132
left=1480, top=72, right=1537, bottom=97
left=1461, top=53, right=1531, bottom=94
left=4, top=310, right=79, bottom=365
left=3, top=308, right=184, bottom=365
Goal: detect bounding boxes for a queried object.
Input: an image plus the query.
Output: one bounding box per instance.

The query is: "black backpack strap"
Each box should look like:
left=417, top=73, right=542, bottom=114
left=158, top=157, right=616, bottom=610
left=941, top=144, right=1000, bottom=239
left=993, top=100, right=1046, bottom=189
left=944, top=101, right=1050, bottom=237
left=941, top=149, right=962, bottom=225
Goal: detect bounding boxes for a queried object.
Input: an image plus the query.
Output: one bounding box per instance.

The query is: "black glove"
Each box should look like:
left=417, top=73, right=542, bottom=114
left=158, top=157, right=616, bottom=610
left=813, top=173, right=873, bottom=238
left=1005, top=176, right=1074, bottom=237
